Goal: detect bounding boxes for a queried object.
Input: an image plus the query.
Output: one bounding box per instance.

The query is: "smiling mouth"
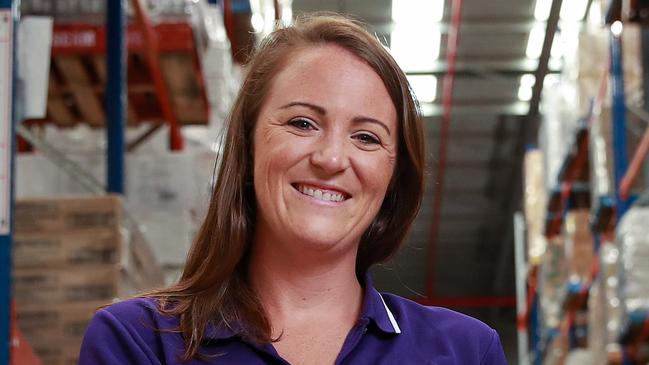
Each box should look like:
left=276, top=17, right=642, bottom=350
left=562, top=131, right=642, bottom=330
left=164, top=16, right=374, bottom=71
left=292, top=183, right=350, bottom=203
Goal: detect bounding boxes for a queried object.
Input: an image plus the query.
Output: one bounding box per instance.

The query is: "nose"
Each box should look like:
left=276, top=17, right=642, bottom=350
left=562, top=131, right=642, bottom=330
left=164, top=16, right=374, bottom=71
left=309, top=133, right=350, bottom=174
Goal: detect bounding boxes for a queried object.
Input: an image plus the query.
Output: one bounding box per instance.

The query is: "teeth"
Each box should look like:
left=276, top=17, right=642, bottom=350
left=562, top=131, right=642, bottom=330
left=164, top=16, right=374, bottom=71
left=296, top=185, right=345, bottom=202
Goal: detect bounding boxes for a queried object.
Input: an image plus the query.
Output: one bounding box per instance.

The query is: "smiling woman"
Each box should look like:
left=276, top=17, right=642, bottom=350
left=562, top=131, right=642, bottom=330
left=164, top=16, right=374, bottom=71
left=79, top=14, right=507, bottom=365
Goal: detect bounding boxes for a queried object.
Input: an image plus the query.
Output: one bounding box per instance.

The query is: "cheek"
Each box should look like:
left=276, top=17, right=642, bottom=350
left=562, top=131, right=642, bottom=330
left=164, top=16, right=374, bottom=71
left=358, top=154, right=396, bottom=198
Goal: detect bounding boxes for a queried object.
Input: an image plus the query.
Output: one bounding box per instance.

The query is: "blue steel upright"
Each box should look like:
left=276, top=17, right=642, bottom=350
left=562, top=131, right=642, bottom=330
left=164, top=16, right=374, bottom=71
left=0, top=0, right=17, bottom=364
left=610, top=30, right=630, bottom=218
left=106, top=0, right=126, bottom=194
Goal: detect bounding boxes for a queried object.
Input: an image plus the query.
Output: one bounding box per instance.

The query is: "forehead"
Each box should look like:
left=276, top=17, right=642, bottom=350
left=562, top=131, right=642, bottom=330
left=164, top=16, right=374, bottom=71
left=260, top=44, right=398, bottom=127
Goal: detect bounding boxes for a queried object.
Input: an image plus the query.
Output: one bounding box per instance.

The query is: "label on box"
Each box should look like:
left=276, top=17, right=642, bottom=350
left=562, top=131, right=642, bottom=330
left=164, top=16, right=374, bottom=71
left=0, top=10, right=13, bottom=235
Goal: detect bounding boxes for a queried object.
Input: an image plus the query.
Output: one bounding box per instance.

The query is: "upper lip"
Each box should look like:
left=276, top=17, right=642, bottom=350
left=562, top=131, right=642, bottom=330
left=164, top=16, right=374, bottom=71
left=292, top=182, right=352, bottom=198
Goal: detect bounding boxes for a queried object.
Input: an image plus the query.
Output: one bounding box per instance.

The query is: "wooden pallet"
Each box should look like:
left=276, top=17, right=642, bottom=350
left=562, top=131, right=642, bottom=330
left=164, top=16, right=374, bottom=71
left=28, top=22, right=209, bottom=128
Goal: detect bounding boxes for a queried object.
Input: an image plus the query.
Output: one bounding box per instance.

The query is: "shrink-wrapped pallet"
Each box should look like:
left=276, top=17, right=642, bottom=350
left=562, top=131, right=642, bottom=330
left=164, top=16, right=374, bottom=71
left=538, top=82, right=581, bottom=189
left=617, top=204, right=649, bottom=312
left=524, top=150, right=548, bottom=263
left=588, top=241, right=624, bottom=365
left=541, top=236, right=568, bottom=331
left=563, top=210, right=594, bottom=285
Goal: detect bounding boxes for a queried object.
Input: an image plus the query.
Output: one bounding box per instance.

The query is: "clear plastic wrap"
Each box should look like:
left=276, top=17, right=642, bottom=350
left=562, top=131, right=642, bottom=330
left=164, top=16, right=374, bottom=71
left=538, top=81, right=581, bottom=190
left=588, top=241, right=624, bottom=365
left=563, top=210, right=594, bottom=285
left=617, top=204, right=649, bottom=313
left=524, top=150, right=548, bottom=264
left=541, top=236, right=568, bottom=331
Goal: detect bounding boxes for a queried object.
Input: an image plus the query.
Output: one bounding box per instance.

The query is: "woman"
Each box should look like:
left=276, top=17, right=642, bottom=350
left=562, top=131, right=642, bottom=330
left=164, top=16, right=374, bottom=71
left=80, top=14, right=507, bottom=364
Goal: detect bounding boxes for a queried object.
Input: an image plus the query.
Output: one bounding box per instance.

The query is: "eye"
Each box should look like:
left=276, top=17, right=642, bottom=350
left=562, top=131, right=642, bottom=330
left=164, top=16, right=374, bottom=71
left=288, top=118, right=317, bottom=130
left=352, top=132, right=381, bottom=145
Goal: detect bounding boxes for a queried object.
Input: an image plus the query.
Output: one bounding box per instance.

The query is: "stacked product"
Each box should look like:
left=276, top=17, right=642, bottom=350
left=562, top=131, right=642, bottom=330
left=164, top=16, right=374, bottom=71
left=580, top=24, right=646, bottom=201
left=563, top=210, right=594, bottom=286
left=523, top=149, right=548, bottom=265
left=540, top=236, right=568, bottom=333
left=13, top=195, right=164, bottom=364
left=588, top=240, right=623, bottom=364
left=616, top=203, right=649, bottom=322
left=13, top=196, right=122, bottom=365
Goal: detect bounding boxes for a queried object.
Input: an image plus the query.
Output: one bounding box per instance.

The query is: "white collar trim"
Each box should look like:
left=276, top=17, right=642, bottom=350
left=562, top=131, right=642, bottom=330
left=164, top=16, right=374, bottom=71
left=378, top=293, right=402, bottom=334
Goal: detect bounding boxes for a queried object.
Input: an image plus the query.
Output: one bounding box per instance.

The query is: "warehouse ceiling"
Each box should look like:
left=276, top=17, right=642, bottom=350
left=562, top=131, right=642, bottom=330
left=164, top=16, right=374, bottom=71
left=290, top=0, right=588, bottom=357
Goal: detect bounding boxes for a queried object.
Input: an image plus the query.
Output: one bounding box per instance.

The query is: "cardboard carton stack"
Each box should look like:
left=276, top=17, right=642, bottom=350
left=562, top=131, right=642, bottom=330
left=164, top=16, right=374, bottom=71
left=13, top=196, right=121, bottom=365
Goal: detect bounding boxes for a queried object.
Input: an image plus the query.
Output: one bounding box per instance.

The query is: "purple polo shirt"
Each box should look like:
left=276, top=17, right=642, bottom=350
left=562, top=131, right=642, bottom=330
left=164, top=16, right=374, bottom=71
left=79, top=281, right=507, bottom=364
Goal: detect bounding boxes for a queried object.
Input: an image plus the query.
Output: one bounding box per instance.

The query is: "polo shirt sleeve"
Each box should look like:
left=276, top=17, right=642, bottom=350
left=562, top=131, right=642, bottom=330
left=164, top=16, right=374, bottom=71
left=79, top=307, right=160, bottom=365
left=481, top=328, right=508, bottom=365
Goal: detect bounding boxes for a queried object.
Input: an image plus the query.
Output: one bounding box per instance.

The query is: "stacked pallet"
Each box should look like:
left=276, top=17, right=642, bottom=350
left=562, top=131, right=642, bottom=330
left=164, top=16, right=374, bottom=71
left=13, top=195, right=164, bottom=365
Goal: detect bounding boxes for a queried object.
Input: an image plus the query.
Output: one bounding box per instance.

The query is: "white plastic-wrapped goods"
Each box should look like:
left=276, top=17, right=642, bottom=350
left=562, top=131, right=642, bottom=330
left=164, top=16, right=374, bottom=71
left=617, top=204, right=649, bottom=313
left=588, top=241, right=624, bottom=365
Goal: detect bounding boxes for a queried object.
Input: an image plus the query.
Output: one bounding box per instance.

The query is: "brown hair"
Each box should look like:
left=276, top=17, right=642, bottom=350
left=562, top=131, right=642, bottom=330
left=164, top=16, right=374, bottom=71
left=147, top=13, right=425, bottom=361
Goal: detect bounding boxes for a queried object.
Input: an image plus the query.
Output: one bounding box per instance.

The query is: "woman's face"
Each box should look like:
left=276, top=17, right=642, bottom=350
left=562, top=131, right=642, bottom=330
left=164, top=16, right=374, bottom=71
left=252, top=44, right=398, bottom=254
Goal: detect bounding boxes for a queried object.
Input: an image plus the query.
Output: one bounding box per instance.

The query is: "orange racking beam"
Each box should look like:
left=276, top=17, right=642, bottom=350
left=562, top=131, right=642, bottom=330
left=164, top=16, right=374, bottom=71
left=130, top=0, right=183, bottom=150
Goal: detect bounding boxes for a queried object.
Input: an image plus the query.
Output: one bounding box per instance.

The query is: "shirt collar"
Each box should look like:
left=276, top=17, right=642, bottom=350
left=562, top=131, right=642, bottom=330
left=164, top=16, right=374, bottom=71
left=203, top=272, right=402, bottom=341
left=361, top=272, right=402, bottom=335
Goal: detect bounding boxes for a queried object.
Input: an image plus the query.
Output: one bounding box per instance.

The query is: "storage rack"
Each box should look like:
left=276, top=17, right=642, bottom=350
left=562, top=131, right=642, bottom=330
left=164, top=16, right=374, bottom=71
left=0, top=0, right=237, bottom=363
left=0, top=1, right=17, bottom=364
left=516, top=13, right=649, bottom=365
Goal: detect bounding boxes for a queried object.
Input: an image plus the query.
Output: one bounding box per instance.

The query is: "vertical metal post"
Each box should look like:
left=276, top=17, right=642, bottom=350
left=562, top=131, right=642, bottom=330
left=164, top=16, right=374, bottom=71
left=514, top=212, right=530, bottom=365
left=610, top=28, right=630, bottom=217
left=106, top=0, right=126, bottom=194
left=0, top=0, right=17, bottom=363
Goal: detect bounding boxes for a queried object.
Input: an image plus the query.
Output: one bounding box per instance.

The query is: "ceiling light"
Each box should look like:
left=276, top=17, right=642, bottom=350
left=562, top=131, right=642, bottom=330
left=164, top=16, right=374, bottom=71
left=281, top=7, right=293, bottom=25
left=392, top=0, right=445, bottom=23
left=611, top=20, right=623, bottom=36
left=534, top=0, right=552, bottom=21
left=560, top=0, right=589, bottom=21
left=521, top=74, right=536, bottom=88
left=251, top=13, right=264, bottom=33
left=391, top=27, right=441, bottom=71
left=407, top=75, right=437, bottom=103
left=518, top=84, right=533, bottom=101
left=588, top=2, right=603, bottom=25
left=526, top=25, right=545, bottom=59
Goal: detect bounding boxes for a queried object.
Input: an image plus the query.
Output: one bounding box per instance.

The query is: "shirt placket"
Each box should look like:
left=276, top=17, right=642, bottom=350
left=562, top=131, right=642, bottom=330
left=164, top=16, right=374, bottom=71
left=333, top=317, right=371, bottom=365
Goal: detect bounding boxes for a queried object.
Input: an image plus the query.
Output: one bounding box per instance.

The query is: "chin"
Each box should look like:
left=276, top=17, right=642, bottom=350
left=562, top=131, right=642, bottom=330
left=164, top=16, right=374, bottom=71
left=291, top=227, right=358, bottom=252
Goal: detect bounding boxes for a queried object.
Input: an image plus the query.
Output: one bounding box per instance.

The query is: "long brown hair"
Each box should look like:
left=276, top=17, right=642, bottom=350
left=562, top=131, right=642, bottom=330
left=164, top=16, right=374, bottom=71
left=147, top=13, right=425, bottom=361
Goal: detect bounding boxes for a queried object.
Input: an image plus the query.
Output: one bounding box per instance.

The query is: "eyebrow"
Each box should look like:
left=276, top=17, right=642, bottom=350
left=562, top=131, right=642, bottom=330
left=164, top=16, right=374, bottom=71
left=279, top=101, right=392, bottom=136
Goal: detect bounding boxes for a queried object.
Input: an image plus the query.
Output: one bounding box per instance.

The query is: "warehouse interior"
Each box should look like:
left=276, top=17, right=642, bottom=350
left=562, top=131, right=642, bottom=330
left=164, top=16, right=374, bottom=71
left=1, top=0, right=649, bottom=364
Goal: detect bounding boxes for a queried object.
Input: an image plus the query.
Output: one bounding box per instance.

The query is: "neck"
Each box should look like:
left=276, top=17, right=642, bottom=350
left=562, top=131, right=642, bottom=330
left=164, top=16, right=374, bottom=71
left=248, top=229, right=364, bottom=334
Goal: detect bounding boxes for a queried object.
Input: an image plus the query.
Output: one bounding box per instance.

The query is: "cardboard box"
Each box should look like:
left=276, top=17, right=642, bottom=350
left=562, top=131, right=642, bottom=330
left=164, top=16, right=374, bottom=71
left=13, top=265, right=118, bottom=304
left=15, top=196, right=121, bottom=234
left=13, top=230, right=120, bottom=268
left=15, top=196, right=120, bottom=234
left=30, top=341, right=81, bottom=365
left=17, top=301, right=106, bottom=365
left=17, top=301, right=102, bottom=341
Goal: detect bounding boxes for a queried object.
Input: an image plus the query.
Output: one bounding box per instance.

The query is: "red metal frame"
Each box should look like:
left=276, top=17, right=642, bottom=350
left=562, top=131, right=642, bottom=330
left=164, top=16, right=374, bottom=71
left=426, top=0, right=463, bottom=299
left=51, top=22, right=195, bottom=55
left=47, top=20, right=211, bottom=147
left=223, top=0, right=235, bottom=46
left=10, top=301, right=42, bottom=365
left=620, top=127, right=649, bottom=200
left=130, top=0, right=183, bottom=150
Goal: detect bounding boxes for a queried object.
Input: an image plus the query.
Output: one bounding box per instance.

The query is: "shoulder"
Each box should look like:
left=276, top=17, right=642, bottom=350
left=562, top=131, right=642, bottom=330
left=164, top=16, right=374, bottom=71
left=79, top=297, right=180, bottom=365
left=90, top=297, right=176, bottom=337
left=381, top=293, right=507, bottom=364
left=100, top=297, right=168, bottom=326
left=382, top=293, right=493, bottom=335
